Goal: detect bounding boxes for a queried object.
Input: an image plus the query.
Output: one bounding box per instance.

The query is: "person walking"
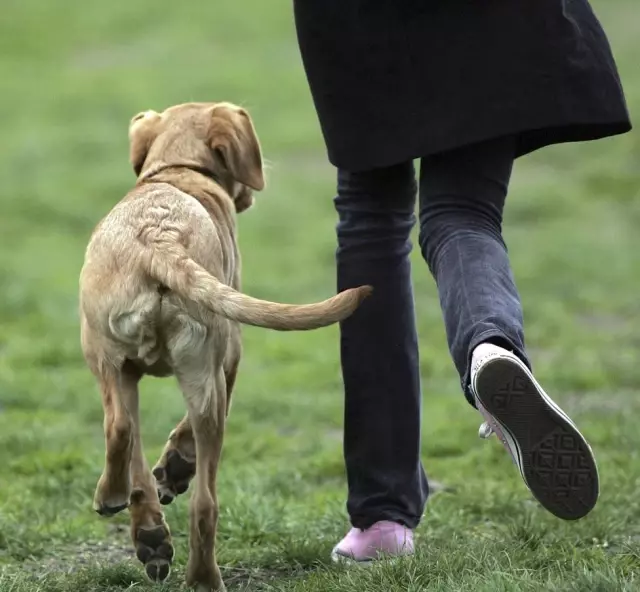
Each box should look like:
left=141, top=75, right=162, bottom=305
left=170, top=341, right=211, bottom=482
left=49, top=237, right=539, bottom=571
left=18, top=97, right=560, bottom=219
left=293, top=0, right=631, bottom=562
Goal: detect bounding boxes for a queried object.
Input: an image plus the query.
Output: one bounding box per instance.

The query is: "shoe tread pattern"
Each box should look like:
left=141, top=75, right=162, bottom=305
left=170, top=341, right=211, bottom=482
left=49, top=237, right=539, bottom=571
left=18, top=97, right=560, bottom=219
left=475, top=359, right=598, bottom=520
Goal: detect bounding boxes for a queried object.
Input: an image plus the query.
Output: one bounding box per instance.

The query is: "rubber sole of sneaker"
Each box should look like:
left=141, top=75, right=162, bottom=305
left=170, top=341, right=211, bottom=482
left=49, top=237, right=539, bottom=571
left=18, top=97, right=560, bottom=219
left=330, top=550, right=373, bottom=565
left=330, top=550, right=411, bottom=565
left=474, top=357, right=599, bottom=520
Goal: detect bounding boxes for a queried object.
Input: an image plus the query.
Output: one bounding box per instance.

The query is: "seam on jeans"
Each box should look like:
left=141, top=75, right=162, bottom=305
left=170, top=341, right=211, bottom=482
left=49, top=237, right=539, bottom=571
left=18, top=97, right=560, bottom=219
left=455, top=241, right=475, bottom=336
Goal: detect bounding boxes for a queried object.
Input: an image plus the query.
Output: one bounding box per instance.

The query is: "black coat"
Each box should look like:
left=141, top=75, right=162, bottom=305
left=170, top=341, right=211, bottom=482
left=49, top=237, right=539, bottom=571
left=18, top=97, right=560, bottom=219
left=294, top=0, right=632, bottom=172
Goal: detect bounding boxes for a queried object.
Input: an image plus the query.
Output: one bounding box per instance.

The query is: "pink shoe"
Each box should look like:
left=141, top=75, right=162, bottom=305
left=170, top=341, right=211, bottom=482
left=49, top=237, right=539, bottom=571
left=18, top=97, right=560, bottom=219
left=331, top=521, right=414, bottom=563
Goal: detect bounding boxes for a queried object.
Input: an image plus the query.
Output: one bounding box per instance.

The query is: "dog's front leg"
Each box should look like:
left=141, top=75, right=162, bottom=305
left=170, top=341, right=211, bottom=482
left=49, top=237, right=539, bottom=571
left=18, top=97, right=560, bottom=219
left=152, top=413, right=196, bottom=505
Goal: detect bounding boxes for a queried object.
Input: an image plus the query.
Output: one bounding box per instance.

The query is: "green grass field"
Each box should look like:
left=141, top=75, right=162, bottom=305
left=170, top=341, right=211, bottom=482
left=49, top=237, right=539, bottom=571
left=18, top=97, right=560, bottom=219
left=1, top=1, right=639, bottom=590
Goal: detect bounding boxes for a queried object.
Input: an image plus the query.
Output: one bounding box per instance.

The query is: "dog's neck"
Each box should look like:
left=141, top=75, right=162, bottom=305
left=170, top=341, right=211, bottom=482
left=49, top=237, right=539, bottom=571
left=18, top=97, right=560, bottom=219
left=138, top=162, right=225, bottom=191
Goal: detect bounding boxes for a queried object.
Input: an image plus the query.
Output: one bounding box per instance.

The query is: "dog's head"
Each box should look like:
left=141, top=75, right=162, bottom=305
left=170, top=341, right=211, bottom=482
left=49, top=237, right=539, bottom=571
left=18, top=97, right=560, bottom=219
left=128, top=102, right=264, bottom=213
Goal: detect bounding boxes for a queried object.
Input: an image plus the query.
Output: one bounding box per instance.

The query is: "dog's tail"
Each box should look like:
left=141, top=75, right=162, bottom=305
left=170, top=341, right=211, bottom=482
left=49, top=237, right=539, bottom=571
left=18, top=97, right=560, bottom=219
left=145, top=244, right=372, bottom=331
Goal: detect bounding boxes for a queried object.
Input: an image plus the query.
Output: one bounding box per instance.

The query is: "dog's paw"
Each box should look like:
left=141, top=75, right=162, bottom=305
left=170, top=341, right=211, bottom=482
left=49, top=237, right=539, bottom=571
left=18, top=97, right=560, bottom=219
left=93, top=476, right=130, bottom=516
left=135, top=523, right=174, bottom=582
left=94, top=501, right=129, bottom=517
left=187, top=564, right=226, bottom=592
left=152, top=448, right=196, bottom=505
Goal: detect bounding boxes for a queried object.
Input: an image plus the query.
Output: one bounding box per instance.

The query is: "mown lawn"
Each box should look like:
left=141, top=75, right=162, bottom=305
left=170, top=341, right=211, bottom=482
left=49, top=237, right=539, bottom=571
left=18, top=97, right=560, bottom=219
left=0, top=1, right=639, bottom=590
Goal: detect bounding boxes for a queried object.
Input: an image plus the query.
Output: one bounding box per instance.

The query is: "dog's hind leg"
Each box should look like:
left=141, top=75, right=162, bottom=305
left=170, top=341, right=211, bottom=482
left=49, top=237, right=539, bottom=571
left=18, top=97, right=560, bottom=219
left=165, top=322, right=227, bottom=591
left=90, top=359, right=174, bottom=583
left=152, top=349, right=239, bottom=507
left=180, top=366, right=227, bottom=592
left=118, top=366, right=174, bottom=584
left=92, top=363, right=137, bottom=516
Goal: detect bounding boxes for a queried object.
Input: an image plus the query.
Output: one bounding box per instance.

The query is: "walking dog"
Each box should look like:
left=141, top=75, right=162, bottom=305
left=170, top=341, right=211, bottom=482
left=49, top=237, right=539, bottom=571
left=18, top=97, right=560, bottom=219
left=79, top=101, right=371, bottom=591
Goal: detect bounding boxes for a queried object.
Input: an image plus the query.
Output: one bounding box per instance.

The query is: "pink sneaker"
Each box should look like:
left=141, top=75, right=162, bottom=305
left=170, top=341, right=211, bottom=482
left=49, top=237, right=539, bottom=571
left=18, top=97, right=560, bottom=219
left=331, top=521, right=414, bottom=563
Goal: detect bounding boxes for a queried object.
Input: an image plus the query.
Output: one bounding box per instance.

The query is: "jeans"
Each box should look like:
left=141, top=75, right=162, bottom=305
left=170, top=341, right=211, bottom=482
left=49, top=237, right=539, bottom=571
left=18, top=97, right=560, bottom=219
left=335, top=136, right=530, bottom=529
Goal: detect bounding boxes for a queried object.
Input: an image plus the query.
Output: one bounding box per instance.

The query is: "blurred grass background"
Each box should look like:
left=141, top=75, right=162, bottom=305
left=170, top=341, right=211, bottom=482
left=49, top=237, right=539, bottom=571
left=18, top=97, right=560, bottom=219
left=0, top=1, right=639, bottom=590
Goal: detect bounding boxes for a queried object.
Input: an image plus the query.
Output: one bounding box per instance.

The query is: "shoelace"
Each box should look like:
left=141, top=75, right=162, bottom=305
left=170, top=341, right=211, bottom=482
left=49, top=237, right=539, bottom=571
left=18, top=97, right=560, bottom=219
left=478, top=417, right=510, bottom=457
left=478, top=421, right=494, bottom=439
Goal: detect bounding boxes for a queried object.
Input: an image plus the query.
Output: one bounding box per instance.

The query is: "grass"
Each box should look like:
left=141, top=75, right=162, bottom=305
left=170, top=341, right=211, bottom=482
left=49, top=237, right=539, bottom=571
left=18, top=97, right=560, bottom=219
left=0, top=0, right=639, bottom=590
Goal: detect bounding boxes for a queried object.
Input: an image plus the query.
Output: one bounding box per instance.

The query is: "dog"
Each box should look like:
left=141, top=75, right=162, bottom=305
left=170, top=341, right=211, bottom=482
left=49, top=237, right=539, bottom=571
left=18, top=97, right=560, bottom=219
left=78, top=101, right=371, bottom=591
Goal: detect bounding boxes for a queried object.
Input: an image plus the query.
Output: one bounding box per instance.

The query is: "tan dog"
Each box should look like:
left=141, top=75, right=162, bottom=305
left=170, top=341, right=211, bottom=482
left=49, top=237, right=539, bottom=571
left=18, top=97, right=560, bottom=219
left=79, top=102, right=371, bottom=592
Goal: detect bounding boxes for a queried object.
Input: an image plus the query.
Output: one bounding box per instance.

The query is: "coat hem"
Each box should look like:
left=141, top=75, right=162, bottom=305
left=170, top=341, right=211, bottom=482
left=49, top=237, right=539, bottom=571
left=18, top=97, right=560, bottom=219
left=325, top=119, right=632, bottom=173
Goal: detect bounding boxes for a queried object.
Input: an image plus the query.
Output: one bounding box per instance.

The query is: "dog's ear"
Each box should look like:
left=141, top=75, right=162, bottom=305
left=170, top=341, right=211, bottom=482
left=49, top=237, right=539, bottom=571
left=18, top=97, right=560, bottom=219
left=209, top=104, right=265, bottom=191
left=128, top=110, right=161, bottom=176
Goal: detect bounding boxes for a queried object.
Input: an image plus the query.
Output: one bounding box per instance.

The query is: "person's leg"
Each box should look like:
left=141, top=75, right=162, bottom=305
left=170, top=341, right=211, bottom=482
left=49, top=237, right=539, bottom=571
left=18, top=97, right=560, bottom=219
left=332, top=161, right=428, bottom=558
left=418, top=136, right=527, bottom=399
left=418, top=136, right=599, bottom=520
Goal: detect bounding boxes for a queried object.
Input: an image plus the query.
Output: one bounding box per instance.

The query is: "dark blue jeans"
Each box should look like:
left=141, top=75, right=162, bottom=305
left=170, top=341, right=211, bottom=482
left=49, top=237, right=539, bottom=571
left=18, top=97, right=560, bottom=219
left=335, top=136, right=530, bottom=529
